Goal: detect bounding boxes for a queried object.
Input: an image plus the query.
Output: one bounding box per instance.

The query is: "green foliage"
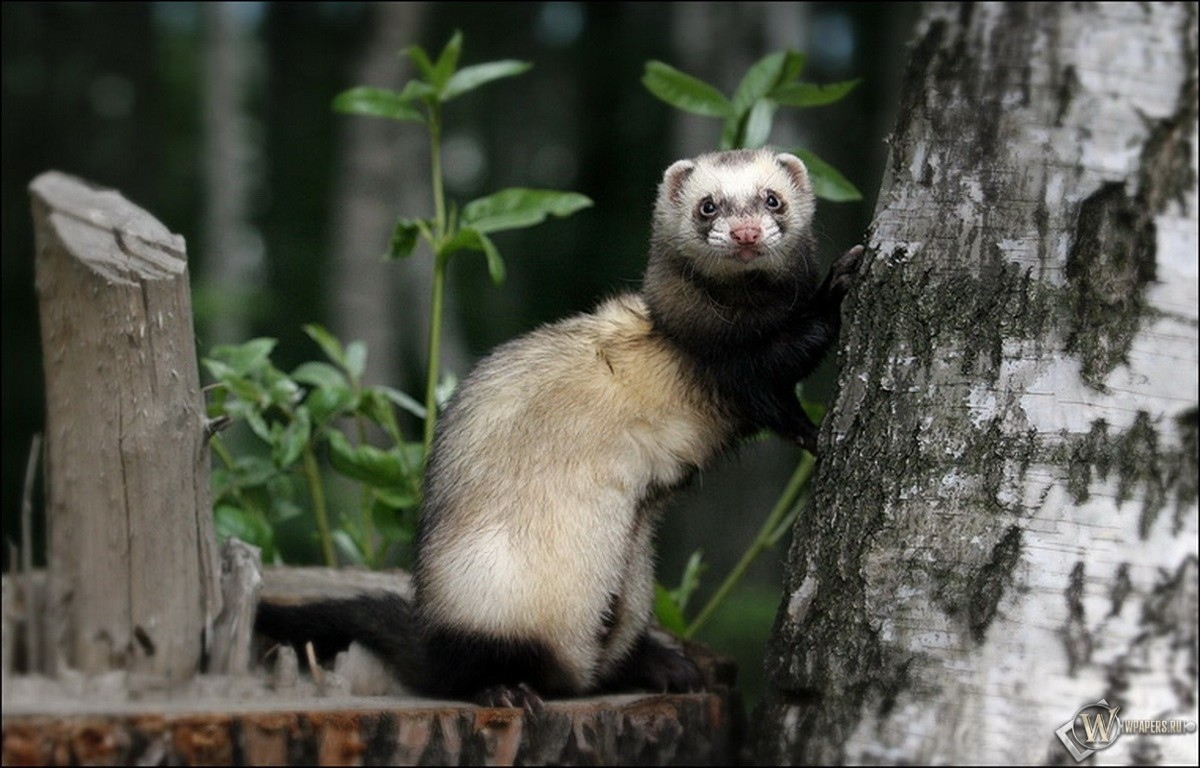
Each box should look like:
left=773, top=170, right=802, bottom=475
left=206, top=31, right=592, bottom=569
left=654, top=551, right=707, bottom=635
left=333, top=30, right=592, bottom=451
left=642, top=51, right=862, bottom=201
left=205, top=326, right=423, bottom=568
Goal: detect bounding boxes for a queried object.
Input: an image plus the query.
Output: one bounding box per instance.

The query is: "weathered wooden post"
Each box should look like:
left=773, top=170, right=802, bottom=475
left=31, top=172, right=222, bottom=682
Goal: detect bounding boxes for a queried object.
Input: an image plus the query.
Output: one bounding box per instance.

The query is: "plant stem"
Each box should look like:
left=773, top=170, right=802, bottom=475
left=422, top=104, right=447, bottom=454
left=423, top=258, right=446, bottom=452
left=303, top=445, right=336, bottom=566
left=352, top=391, right=379, bottom=565
left=684, top=451, right=815, bottom=638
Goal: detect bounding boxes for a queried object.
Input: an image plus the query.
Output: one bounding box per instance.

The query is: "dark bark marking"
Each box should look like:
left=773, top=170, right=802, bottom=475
left=1062, top=561, right=1092, bottom=676
left=1065, top=184, right=1157, bottom=389
left=967, top=525, right=1023, bottom=643
left=1061, top=410, right=1195, bottom=541
left=1109, top=562, right=1132, bottom=617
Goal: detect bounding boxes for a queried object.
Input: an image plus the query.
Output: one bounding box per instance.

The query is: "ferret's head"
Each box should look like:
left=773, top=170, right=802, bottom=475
left=650, top=148, right=816, bottom=281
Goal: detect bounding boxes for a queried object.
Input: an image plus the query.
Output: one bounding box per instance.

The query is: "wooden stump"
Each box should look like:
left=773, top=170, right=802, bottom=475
left=30, top=172, right=221, bottom=681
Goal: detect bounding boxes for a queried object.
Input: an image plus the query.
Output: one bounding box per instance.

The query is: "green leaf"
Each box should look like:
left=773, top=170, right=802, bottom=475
left=378, top=385, right=427, bottom=420
left=443, top=228, right=506, bottom=285
left=272, top=409, right=310, bottom=469
left=327, top=431, right=410, bottom=488
left=719, top=114, right=741, bottom=151
left=265, top=372, right=302, bottom=409
left=401, top=442, right=427, bottom=474
left=214, top=504, right=275, bottom=555
left=332, top=530, right=367, bottom=566
left=213, top=455, right=279, bottom=496
left=793, top=148, right=863, bottom=202
left=332, top=86, right=424, bottom=122
left=303, top=324, right=347, bottom=369
left=642, top=61, right=734, bottom=118
left=372, top=486, right=419, bottom=512
left=387, top=217, right=426, bottom=260
left=201, top=358, right=236, bottom=385
left=654, top=583, right=688, bottom=635
left=430, top=30, right=463, bottom=91
left=460, top=189, right=593, bottom=234
left=443, top=60, right=532, bottom=101
left=798, top=395, right=828, bottom=424
left=779, top=51, right=807, bottom=86
left=292, top=361, right=348, bottom=391
left=403, top=43, right=435, bottom=80
left=270, top=497, right=304, bottom=524
left=742, top=99, right=777, bottom=149
left=305, top=386, right=355, bottom=427
left=371, top=499, right=416, bottom=542
left=353, top=389, right=401, bottom=444
left=479, top=233, right=505, bottom=285
left=218, top=378, right=264, bottom=411
left=208, top=338, right=277, bottom=377
left=731, top=51, right=788, bottom=118
left=770, top=78, right=861, bottom=107
left=435, top=372, right=458, bottom=409
left=345, top=341, right=367, bottom=381
left=244, top=409, right=272, bottom=443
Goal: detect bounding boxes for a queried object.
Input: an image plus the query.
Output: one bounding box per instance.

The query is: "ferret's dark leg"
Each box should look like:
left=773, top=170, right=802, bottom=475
left=422, top=626, right=576, bottom=710
left=772, top=244, right=866, bottom=443
left=599, top=631, right=704, bottom=693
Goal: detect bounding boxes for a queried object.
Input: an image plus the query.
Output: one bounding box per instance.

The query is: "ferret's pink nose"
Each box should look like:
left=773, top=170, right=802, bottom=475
left=731, top=222, right=761, bottom=245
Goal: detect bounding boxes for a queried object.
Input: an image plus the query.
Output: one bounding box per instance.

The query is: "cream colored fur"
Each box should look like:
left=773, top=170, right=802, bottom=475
left=418, top=294, right=732, bottom=688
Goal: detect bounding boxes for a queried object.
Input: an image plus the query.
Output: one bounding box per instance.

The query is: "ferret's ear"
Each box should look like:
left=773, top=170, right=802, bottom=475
left=774, top=153, right=810, bottom=193
left=662, top=159, right=696, bottom=204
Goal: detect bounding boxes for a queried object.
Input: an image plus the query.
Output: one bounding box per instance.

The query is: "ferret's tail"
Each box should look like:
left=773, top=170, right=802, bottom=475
left=254, top=592, right=429, bottom=690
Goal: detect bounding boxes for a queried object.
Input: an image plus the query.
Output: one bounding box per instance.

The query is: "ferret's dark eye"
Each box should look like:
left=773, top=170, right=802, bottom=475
left=765, top=191, right=782, bottom=210
left=698, top=198, right=718, bottom=218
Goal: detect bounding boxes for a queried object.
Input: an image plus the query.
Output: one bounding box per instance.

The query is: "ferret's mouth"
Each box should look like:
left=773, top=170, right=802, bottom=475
left=733, top=247, right=766, bottom=263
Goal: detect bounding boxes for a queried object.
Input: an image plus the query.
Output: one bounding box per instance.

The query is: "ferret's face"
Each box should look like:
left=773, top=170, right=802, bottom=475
left=654, top=150, right=815, bottom=280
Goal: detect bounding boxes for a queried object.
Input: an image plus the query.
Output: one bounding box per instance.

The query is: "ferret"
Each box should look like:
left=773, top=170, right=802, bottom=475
left=254, top=148, right=863, bottom=709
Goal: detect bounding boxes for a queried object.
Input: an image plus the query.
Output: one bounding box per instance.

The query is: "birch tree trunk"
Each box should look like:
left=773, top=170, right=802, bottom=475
left=756, top=3, right=1198, bottom=765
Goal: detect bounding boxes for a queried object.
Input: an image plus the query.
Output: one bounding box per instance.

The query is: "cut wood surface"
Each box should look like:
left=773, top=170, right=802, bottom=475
left=2, top=692, right=737, bottom=766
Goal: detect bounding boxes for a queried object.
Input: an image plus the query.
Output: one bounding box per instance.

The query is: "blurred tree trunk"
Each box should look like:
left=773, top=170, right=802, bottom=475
left=327, top=2, right=469, bottom=389
left=200, top=3, right=262, bottom=346
left=756, top=3, right=1198, bottom=765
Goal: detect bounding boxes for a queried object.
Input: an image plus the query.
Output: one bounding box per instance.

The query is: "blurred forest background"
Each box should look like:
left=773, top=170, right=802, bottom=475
left=2, top=1, right=917, bottom=704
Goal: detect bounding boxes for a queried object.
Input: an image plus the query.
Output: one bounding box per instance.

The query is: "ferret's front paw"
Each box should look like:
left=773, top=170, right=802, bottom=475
left=828, top=244, right=865, bottom=297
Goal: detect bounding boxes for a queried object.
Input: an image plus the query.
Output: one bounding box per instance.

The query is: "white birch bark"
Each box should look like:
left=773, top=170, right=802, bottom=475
left=757, top=3, right=1198, bottom=764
